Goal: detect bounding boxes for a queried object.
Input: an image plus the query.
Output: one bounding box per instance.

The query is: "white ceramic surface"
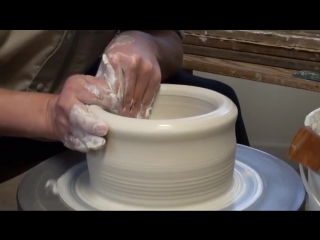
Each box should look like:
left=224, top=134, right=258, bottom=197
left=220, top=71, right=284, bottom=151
left=86, top=84, right=238, bottom=209
left=300, top=107, right=320, bottom=210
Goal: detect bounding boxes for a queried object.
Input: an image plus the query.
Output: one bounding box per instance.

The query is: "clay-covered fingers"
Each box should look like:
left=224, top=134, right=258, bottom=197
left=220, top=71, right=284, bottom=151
left=120, top=57, right=138, bottom=116
left=63, top=131, right=106, bottom=153
left=54, top=74, right=115, bottom=153
left=67, top=104, right=108, bottom=152
left=108, top=53, right=161, bottom=118
left=124, top=58, right=150, bottom=118
left=78, top=75, right=120, bottom=113
left=100, top=34, right=163, bottom=119
left=69, top=104, right=108, bottom=137
left=62, top=74, right=112, bottom=109
left=106, top=53, right=137, bottom=116
left=135, top=64, right=161, bottom=118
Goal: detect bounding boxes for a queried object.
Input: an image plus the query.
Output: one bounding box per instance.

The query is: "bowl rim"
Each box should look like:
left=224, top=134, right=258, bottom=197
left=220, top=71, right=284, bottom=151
left=88, top=84, right=238, bottom=138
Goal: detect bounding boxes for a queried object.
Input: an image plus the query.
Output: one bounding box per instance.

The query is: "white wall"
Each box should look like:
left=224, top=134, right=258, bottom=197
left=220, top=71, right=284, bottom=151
left=194, top=71, right=320, bottom=171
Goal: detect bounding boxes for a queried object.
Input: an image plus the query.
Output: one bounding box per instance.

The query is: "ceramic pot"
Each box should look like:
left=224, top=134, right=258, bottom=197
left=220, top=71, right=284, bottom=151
left=86, top=84, right=238, bottom=209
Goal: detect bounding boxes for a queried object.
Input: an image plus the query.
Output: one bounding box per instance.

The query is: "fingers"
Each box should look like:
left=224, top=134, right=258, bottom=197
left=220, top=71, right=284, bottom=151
left=69, top=104, right=108, bottom=136
left=89, top=52, right=161, bottom=119
left=106, top=53, right=136, bottom=116
left=138, top=68, right=161, bottom=118
left=120, top=58, right=139, bottom=116
left=77, top=75, right=119, bottom=113
left=107, top=53, right=160, bottom=118
left=63, top=132, right=106, bottom=153
left=80, top=134, right=106, bottom=151
left=64, top=104, right=108, bottom=153
left=128, top=65, right=151, bottom=117
left=119, top=56, right=138, bottom=116
left=57, top=74, right=111, bottom=153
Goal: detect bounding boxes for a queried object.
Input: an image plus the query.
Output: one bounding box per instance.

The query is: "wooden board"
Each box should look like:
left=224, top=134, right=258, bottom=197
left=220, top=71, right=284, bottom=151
left=183, top=54, right=320, bottom=93
left=183, top=30, right=320, bottom=52
left=182, top=30, right=320, bottom=93
left=183, top=44, right=320, bottom=71
left=183, top=35, right=320, bottom=62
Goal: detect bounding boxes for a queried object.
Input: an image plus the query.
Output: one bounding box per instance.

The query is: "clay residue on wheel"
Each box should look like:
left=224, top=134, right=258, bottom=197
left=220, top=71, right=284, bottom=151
left=45, top=179, right=59, bottom=195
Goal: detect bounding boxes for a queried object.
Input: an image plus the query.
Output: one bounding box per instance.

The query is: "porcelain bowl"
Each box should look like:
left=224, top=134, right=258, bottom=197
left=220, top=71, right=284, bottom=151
left=86, top=84, right=238, bottom=208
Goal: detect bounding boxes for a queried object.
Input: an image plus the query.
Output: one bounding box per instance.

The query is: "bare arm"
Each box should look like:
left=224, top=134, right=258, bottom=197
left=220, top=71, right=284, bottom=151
left=0, top=88, right=57, bottom=140
left=118, top=30, right=184, bottom=81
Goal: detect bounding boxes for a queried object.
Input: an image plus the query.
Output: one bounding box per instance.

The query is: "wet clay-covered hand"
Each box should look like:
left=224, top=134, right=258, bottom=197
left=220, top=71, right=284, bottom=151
left=96, top=31, right=162, bottom=119
left=48, top=74, right=117, bottom=152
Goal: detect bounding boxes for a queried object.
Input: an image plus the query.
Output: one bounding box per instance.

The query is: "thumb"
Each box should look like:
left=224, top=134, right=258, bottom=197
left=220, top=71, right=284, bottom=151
left=69, top=104, right=108, bottom=137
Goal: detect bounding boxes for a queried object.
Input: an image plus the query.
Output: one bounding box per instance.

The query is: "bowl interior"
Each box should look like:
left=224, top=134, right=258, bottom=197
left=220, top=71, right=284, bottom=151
left=150, top=94, right=218, bottom=120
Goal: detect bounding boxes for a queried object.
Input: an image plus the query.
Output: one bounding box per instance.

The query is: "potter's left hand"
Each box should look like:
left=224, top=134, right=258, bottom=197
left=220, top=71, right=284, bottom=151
left=96, top=31, right=161, bottom=119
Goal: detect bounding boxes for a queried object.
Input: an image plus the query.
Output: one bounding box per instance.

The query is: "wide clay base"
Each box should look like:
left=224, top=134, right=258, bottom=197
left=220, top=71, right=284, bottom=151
left=16, top=145, right=306, bottom=211
left=56, top=160, right=263, bottom=210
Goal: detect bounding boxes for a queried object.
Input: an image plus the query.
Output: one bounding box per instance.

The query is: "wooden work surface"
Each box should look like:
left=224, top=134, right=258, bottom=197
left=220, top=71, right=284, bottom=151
left=182, top=30, right=320, bottom=93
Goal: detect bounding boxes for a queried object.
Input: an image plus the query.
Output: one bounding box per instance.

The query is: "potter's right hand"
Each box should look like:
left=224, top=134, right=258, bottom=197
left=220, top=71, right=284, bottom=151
left=48, top=74, right=116, bottom=153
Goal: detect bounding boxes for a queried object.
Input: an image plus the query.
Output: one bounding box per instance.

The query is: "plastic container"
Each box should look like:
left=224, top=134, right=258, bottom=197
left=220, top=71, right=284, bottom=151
left=299, top=107, right=320, bottom=210
left=300, top=164, right=320, bottom=210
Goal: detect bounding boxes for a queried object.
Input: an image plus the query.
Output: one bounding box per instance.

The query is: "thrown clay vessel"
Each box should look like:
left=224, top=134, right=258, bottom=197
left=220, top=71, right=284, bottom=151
left=86, top=84, right=238, bottom=209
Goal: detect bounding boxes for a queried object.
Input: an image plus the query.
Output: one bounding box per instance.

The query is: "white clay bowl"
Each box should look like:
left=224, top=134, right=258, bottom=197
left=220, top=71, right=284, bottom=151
left=86, top=84, right=238, bottom=209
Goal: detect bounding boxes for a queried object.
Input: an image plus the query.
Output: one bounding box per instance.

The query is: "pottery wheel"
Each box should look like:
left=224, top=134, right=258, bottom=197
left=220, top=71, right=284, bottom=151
left=17, top=144, right=306, bottom=210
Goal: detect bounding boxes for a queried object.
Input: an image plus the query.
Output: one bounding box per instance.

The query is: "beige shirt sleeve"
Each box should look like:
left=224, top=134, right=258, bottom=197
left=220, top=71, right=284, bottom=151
left=0, top=30, right=113, bottom=93
left=0, top=30, right=183, bottom=94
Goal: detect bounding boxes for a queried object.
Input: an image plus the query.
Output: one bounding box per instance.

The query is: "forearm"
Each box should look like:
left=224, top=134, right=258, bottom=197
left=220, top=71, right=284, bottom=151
left=118, top=30, right=183, bottom=81
left=148, top=30, right=183, bottom=80
left=0, top=88, right=56, bottom=140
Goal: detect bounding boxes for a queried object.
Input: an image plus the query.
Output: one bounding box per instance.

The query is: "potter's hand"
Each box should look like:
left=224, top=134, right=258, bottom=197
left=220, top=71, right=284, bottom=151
left=48, top=74, right=116, bottom=153
left=96, top=32, right=161, bottom=118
